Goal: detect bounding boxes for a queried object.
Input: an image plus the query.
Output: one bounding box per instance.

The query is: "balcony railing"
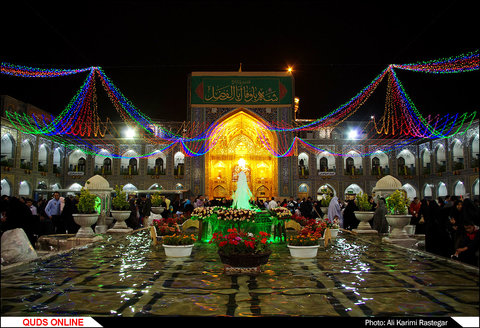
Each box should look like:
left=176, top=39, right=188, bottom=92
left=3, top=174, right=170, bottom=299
left=472, top=158, right=479, bottom=168
left=94, top=167, right=112, bottom=175
left=38, top=163, right=48, bottom=172
left=147, top=166, right=166, bottom=175
left=371, top=166, right=390, bottom=176
left=0, top=158, right=14, bottom=167
left=53, top=165, right=62, bottom=174
left=398, top=166, right=415, bottom=176
left=120, top=166, right=138, bottom=175
left=298, top=166, right=309, bottom=178
left=436, top=165, right=446, bottom=173
left=20, top=161, right=33, bottom=170
left=345, top=167, right=363, bottom=176
left=453, top=161, right=464, bottom=170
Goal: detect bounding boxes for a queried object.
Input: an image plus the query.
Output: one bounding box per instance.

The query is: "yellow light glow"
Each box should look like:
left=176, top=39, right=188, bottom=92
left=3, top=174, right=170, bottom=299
left=238, top=158, right=246, bottom=169
left=287, top=67, right=293, bottom=72
left=205, top=110, right=278, bottom=200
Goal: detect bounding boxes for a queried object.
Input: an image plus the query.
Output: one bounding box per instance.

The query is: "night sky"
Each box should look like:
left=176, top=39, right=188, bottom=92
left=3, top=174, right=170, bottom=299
left=1, top=0, right=478, bottom=122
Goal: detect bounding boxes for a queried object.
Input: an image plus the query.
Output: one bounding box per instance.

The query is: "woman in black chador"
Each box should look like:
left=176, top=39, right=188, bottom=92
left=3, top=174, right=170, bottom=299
left=343, top=199, right=359, bottom=231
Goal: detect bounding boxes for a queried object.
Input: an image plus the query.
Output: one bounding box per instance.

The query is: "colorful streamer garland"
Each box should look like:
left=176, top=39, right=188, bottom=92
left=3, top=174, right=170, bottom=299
left=1, top=50, right=478, bottom=159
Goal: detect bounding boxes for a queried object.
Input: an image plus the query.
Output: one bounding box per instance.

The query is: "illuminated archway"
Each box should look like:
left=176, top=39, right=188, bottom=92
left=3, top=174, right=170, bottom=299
left=205, top=109, right=278, bottom=199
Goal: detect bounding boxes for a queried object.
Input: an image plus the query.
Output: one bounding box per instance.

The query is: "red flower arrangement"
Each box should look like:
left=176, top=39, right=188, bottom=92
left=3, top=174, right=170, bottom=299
left=287, top=220, right=326, bottom=246
left=209, top=228, right=270, bottom=256
left=153, top=217, right=181, bottom=236
left=290, top=214, right=316, bottom=227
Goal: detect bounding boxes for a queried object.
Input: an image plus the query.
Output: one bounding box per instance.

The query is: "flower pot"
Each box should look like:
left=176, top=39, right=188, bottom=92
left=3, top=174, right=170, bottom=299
left=330, top=228, right=339, bottom=239
left=163, top=244, right=194, bottom=257
left=287, top=245, right=320, bottom=258
left=354, top=211, right=375, bottom=230
left=218, top=250, right=272, bottom=267
left=151, top=207, right=165, bottom=214
left=385, top=214, right=411, bottom=239
left=73, top=213, right=99, bottom=238
left=405, top=225, right=416, bottom=236
left=110, top=210, right=131, bottom=229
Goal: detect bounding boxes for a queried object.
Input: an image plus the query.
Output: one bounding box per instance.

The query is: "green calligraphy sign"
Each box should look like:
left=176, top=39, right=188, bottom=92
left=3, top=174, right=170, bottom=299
left=190, top=75, right=293, bottom=105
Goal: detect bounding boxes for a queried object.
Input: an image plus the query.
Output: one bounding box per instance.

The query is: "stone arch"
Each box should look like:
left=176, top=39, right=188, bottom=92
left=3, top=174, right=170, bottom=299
left=316, top=151, right=335, bottom=172
left=38, top=143, right=49, bottom=171
left=344, top=183, right=363, bottom=196
left=20, top=139, right=34, bottom=169
left=344, top=150, right=362, bottom=175
left=453, top=180, right=466, bottom=197
left=148, top=150, right=167, bottom=175
left=95, top=149, right=113, bottom=174
left=205, top=108, right=278, bottom=199
left=19, top=180, right=31, bottom=196
left=470, top=134, right=479, bottom=168
left=371, top=150, right=389, bottom=175
left=69, top=149, right=87, bottom=172
left=437, top=182, right=448, bottom=197
left=123, top=183, right=137, bottom=191
left=317, top=183, right=336, bottom=200
left=1, top=133, right=15, bottom=166
left=1, top=178, right=12, bottom=196
left=402, top=183, right=417, bottom=200
left=420, top=148, right=431, bottom=174
left=423, top=183, right=434, bottom=199
left=298, top=183, right=309, bottom=199
left=435, top=144, right=446, bottom=173
left=397, top=149, right=415, bottom=176
left=473, top=178, right=479, bottom=198
left=121, top=149, right=139, bottom=175
left=53, top=147, right=63, bottom=173
left=451, top=139, right=464, bottom=170
left=174, top=151, right=185, bottom=177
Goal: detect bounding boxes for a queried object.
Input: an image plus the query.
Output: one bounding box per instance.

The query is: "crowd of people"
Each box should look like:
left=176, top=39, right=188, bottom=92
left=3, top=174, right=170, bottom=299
left=1, top=192, right=80, bottom=247
left=334, top=194, right=479, bottom=266
left=1, top=191, right=478, bottom=266
left=413, top=195, right=479, bottom=266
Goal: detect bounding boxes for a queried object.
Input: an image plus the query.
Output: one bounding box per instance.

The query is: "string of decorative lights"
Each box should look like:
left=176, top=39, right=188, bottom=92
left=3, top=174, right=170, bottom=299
left=1, top=50, right=478, bottom=159
left=391, top=50, right=479, bottom=74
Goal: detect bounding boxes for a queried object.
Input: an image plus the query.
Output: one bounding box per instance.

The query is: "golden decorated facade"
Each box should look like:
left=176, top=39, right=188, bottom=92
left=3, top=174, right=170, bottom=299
left=205, top=109, right=278, bottom=200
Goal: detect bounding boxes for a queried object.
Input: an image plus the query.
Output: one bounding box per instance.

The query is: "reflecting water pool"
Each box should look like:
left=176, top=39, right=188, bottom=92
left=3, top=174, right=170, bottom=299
left=1, top=230, right=478, bottom=317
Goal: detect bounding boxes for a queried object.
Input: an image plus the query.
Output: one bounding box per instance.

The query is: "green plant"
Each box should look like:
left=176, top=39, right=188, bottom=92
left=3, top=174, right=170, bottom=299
left=112, top=185, right=129, bottom=210
left=385, top=189, right=409, bottom=215
left=151, top=194, right=165, bottom=207
left=355, top=192, right=373, bottom=211
left=77, top=188, right=98, bottom=214
left=320, top=194, right=332, bottom=207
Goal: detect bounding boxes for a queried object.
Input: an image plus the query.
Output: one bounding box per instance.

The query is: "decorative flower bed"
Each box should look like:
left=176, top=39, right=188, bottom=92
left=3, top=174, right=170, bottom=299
left=209, top=228, right=271, bottom=275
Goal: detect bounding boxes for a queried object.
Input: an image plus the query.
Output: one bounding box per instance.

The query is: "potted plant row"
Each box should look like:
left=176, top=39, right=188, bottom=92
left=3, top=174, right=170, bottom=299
left=321, top=216, right=340, bottom=238
left=73, top=188, right=99, bottom=238
left=319, top=194, right=332, bottom=214
left=111, top=185, right=131, bottom=229
left=287, top=220, right=326, bottom=258
left=151, top=194, right=165, bottom=214
left=385, top=189, right=411, bottom=239
left=162, top=233, right=197, bottom=257
left=354, top=191, right=375, bottom=230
